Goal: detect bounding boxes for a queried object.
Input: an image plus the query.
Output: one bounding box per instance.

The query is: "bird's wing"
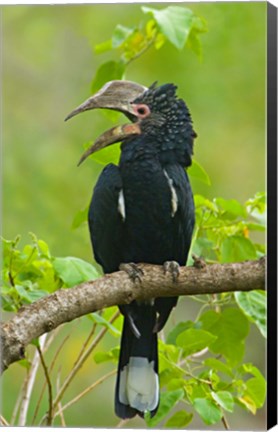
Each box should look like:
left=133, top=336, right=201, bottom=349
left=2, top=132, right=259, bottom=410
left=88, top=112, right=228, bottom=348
left=154, top=164, right=195, bottom=332
left=88, top=163, right=125, bottom=274
left=168, top=164, right=195, bottom=264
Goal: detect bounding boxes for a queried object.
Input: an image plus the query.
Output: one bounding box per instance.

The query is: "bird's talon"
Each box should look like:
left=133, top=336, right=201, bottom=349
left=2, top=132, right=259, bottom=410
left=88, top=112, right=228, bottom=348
left=163, top=261, right=180, bottom=283
left=120, top=263, right=144, bottom=283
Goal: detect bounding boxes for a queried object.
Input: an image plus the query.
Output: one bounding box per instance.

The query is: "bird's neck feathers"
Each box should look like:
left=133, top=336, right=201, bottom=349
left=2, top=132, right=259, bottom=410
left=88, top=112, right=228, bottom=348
left=120, top=126, right=194, bottom=168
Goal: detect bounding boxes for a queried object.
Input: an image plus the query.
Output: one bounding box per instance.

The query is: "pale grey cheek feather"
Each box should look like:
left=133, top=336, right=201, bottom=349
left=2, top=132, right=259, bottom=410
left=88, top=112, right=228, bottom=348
left=163, top=170, right=178, bottom=217
left=118, top=189, right=126, bottom=220
left=118, top=357, right=159, bottom=412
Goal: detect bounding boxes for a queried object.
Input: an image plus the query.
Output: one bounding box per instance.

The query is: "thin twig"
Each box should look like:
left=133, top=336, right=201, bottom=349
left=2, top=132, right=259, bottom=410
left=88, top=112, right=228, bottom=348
left=18, top=334, right=47, bottom=426
left=54, top=369, right=116, bottom=418
left=56, top=368, right=66, bottom=427
left=124, top=33, right=157, bottom=66
left=116, top=418, right=129, bottom=428
left=0, top=414, right=9, bottom=426
left=73, top=322, right=97, bottom=367
left=37, top=343, right=53, bottom=426
left=51, top=311, right=120, bottom=416
left=221, top=414, right=230, bottom=430
left=31, top=332, right=70, bottom=425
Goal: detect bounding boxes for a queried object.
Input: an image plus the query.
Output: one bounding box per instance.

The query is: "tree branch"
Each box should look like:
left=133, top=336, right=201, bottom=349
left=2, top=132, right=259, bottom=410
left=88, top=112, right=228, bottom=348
left=1, top=257, right=266, bottom=373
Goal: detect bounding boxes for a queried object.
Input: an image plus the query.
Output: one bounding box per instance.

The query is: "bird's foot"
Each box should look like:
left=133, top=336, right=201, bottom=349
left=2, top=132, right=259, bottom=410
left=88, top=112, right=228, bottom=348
left=163, top=261, right=180, bottom=283
left=119, top=262, right=144, bottom=283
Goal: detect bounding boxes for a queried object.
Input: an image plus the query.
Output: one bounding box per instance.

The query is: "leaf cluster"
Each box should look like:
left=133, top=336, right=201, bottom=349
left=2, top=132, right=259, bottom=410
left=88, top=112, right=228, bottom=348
left=1, top=233, right=100, bottom=313
left=91, top=6, right=207, bottom=96
left=94, top=302, right=266, bottom=428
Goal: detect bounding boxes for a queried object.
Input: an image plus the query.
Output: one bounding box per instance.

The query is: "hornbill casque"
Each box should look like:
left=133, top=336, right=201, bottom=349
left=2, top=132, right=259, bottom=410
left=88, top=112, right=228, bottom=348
left=66, top=80, right=196, bottom=419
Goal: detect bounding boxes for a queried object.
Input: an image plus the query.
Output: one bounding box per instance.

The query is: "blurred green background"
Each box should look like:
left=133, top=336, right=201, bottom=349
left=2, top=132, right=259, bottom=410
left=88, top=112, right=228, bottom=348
left=2, top=2, right=266, bottom=429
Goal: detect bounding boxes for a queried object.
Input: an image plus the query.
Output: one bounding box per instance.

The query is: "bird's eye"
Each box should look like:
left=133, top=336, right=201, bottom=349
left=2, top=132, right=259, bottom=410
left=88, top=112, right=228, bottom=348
left=132, top=104, right=150, bottom=119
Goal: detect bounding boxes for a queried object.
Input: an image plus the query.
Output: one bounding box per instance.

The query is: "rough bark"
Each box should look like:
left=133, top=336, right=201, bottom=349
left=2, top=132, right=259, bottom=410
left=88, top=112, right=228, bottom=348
left=1, top=257, right=266, bottom=373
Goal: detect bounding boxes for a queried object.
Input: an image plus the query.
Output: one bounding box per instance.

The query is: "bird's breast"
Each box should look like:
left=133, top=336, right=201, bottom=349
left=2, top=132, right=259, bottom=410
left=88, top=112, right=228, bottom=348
left=119, top=159, right=179, bottom=263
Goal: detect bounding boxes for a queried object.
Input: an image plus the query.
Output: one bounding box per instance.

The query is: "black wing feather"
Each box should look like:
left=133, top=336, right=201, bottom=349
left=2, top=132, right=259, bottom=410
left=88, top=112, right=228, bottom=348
left=88, top=164, right=124, bottom=274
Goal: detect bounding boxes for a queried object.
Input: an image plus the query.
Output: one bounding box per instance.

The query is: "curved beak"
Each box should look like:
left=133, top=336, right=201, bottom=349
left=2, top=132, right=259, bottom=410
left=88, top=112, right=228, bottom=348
left=65, top=80, right=147, bottom=165
left=65, top=80, right=147, bottom=121
left=77, top=123, right=141, bottom=166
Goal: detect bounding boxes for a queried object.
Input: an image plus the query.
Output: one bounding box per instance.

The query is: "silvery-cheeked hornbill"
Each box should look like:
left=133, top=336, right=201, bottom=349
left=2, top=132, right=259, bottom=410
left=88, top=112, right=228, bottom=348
left=66, top=80, right=196, bottom=419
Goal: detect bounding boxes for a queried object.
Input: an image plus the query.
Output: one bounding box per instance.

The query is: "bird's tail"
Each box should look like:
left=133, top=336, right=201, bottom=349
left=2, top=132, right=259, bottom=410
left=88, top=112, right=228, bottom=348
left=115, top=303, right=159, bottom=419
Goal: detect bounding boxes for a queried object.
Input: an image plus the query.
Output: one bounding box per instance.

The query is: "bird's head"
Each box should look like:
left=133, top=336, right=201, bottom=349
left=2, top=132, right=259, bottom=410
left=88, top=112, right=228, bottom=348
left=65, top=80, right=196, bottom=166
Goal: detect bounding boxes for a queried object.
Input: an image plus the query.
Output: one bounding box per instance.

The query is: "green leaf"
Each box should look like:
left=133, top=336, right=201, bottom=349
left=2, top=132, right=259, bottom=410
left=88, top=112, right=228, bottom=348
left=94, top=347, right=119, bottom=364
left=188, top=160, right=211, bottom=185
left=200, top=309, right=249, bottom=365
left=191, top=237, right=217, bottom=262
left=31, top=337, right=40, bottom=348
left=211, top=391, right=234, bottom=413
left=53, top=257, right=99, bottom=287
left=203, top=358, right=233, bottom=378
left=245, top=376, right=266, bottom=409
left=239, top=364, right=266, bottom=409
left=142, top=6, right=194, bottom=50
left=1, top=295, right=17, bottom=312
left=176, top=328, right=217, bottom=357
left=94, top=39, right=113, bottom=55
left=145, top=389, right=184, bottom=427
left=14, top=284, right=49, bottom=304
left=165, top=409, right=193, bottom=428
left=89, top=312, right=121, bottom=336
left=72, top=205, right=89, bottom=230
left=237, top=395, right=257, bottom=414
left=215, top=197, right=246, bottom=219
left=235, top=290, right=266, bottom=338
left=18, top=359, right=31, bottom=370
left=37, top=239, right=51, bottom=259
left=112, top=24, right=135, bottom=48
left=167, top=378, right=186, bottom=391
left=245, top=222, right=265, bottom=232
left=220, top=235, right=257, bottom=263
left=91, top=60, right=125, bottom=94
left=166, top=320, right=193, bottom=345
left=89, top=142, right=121, bottom=166
left=194, top=194, right=218, bottom=212
left=193, top=398, right=222, bottom=425
left=246, top=192, right=266, bottom=223
left=186, top=16, right=207, bottom=60
left=159, top=353, right=184, bottom=388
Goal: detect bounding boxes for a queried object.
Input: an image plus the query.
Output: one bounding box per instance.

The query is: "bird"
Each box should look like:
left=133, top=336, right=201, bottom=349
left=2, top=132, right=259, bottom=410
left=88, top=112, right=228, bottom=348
left=65, top=80, right=196, bottom=420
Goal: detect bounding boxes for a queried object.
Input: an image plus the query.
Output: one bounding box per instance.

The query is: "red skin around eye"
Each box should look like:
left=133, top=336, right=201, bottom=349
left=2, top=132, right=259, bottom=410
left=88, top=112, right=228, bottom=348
left=131, top=104, right=151, bottom=119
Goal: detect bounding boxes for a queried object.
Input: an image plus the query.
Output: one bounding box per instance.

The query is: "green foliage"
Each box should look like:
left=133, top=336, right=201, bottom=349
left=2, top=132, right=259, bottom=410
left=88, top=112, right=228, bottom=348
left=145, top=389, right=184, bottom=427
left=191, top=191, right=266, bottom=266
left=176, top=328, right=217, bottom=357
left=53, top=256, right=99, bottom=287
left=199, top=308, right=250, bottom=365
left=235, top=290, right=266, bottom=337
left=92, top=5, right=207, bottom=91
left=1, top=234, right=100, bottom=312
left=193, top=398, right=222, bottom=425
left=1, top=188, right=266, bottom=427
left=2, top=4, right=267, bottom=428
left=1, top=215, right=267, bottom=428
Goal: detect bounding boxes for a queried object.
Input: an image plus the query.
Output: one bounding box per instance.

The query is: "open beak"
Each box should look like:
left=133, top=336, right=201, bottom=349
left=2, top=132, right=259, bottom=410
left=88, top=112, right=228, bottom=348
left=65, top=80, right=147, bottom=165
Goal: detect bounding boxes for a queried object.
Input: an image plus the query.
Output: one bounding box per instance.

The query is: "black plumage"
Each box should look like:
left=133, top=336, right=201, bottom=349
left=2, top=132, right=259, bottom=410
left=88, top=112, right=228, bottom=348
left=66, top=81, right=196, bottom=419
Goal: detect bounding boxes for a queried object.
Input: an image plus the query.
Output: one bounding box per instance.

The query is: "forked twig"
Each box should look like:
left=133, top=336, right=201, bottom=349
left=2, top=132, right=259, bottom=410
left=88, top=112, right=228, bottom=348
left=51, top=311, right=120, bottom=417
left=18, top=334, right=47, bottom=426
left=37, top=344, right=53, bottom=426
